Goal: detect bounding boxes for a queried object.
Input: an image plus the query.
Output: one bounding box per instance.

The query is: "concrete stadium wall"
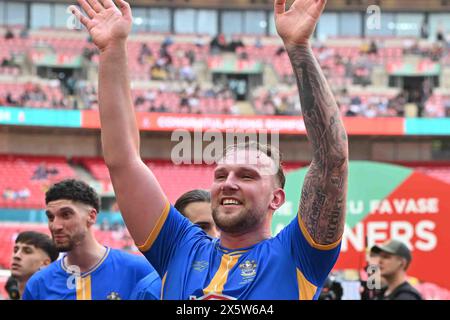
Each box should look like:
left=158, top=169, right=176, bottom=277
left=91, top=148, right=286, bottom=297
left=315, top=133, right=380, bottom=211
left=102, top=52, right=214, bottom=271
left=0, top=126, right=438, bottom=162
left=0, top=127, right=101, bottom=157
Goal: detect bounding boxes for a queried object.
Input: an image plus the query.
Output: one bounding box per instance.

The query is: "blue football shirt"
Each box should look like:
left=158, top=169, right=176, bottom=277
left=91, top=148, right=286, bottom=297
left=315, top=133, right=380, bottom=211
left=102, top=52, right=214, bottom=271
left=22, top=247, right=158, bottom=300
left=139, top=202, right=341, bottom=300
left=129, top=270, right=162, bottom=300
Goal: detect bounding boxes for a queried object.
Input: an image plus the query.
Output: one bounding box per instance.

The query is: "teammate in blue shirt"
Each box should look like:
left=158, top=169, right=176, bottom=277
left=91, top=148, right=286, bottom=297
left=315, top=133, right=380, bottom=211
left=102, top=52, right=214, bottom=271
left=9, top=231, right=58, bottom=299
left=72, top=0, right=348, bottom=300
left=130, top=189, right=218, bottom=300
left=22, top=179, right=158, bottom=300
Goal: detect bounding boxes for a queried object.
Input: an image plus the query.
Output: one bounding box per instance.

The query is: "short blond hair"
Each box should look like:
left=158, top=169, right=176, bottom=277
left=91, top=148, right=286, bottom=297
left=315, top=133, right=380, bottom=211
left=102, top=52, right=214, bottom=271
left=220, top=141, right=285, bottom=189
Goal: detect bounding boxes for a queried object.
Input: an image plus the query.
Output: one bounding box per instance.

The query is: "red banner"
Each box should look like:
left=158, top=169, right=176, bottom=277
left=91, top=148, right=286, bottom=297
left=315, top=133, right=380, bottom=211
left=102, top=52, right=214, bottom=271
left=335, top=172, right=450, bottom=289
left=81, top=111, right=405, bottom=135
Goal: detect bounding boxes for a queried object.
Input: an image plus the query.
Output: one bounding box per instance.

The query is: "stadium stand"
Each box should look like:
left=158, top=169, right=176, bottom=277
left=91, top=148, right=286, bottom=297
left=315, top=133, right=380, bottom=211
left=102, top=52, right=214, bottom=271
left=0, top=155, right=76, bottom=208
left=1, top=28, right=449, bottom=117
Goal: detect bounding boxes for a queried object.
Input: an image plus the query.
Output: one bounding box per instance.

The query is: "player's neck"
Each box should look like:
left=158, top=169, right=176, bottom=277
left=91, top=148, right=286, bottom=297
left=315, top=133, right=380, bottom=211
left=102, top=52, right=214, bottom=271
left=66, top=233, right=106, bottom=273
left=18, top=279, right=26, bottom=298
left=219, top=217, right=273, bottom=249
left=220, top=228, right=272, bottom=250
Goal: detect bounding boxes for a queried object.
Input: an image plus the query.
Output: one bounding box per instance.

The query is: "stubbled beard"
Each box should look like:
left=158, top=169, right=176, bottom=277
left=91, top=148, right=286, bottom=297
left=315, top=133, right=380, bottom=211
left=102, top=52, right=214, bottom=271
left=53, top=231, right=86, bottom=253
left=212, top=206, right=263, bottom=235
left=54, top=241, right=75, bottom=253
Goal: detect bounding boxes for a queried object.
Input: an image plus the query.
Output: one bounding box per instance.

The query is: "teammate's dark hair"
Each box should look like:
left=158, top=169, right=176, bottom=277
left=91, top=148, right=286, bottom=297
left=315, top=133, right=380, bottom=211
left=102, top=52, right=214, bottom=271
left=45, top=179, right=100, bottom=212
left=15, top=231, right=59, bottom=262
left=175, top=189, right=211, bottom=216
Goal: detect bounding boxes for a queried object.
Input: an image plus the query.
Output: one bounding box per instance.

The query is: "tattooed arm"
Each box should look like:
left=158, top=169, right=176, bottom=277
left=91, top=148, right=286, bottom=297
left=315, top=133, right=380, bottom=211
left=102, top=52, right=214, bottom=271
left=275, top=0, right=348, bottom=245
left=289, top=44, right=348, bottom=245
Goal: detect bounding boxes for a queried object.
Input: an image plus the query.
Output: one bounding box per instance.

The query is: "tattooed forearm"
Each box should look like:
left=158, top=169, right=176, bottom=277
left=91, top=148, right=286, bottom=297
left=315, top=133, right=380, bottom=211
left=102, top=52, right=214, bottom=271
left=287, top=44, right=349, bottom=245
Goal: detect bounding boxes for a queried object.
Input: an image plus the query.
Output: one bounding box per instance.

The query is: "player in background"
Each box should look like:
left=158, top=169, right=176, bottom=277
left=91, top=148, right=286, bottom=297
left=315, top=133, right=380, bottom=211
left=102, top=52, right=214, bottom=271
left=7, top=231, right=58, bottom=299
left=130, top=189, right=218, bottom=299
left=23, top=179, right=159, bottom=300
left=174, top=189, right=219, bottom=238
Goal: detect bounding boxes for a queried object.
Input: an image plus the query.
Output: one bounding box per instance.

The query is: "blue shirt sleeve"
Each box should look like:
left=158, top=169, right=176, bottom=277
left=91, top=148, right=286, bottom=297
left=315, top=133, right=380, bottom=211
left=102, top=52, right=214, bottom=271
left=139, top=204, right=207, bottom=278
left=133, top=254, right=156, bottom=281
left=275, top=214, right=341, bottom=288
left=129, top=271, right=162, bottom=300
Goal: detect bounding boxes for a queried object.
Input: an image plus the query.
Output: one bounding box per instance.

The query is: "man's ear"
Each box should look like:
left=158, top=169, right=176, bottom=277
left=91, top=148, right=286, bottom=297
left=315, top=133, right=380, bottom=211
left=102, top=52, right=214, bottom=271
left=269, top=188, right=286, bottom=211
left=42, top=257, right=51, bottom=267
left=400, top=258, right=409, bottom=271
left=396, top=257, right=405, bottom=270
left=87, top=209, right=97, bottom=227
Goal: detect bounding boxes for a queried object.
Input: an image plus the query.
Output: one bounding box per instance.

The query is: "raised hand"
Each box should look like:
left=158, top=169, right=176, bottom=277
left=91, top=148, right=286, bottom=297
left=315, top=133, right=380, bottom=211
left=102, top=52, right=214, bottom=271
left=70, top=0, right=132, bottom=52
left=274, top=0, right=326, bottom=46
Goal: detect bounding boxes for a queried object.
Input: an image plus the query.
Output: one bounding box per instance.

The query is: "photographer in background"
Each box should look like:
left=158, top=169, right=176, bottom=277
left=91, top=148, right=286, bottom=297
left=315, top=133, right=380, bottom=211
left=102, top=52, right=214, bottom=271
left=319, top=275, right=343, bottom=300
left=370, top=240, right=422, bottom=300
left=7, top=231, right=58, bottom=299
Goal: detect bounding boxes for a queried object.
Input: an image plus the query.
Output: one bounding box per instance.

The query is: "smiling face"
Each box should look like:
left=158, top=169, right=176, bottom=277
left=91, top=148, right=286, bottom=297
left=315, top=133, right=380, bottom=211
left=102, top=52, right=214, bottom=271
left=46, top=199, right=96, bottom=252
left=211, top=147, right=285, bottom=235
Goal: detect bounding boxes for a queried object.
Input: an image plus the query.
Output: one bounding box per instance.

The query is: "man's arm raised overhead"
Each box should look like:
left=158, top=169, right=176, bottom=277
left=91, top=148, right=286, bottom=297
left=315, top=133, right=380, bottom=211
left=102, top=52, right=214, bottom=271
left=275, top=0, right=348, bottom=246
left=71, top=0, right=167, bottom=245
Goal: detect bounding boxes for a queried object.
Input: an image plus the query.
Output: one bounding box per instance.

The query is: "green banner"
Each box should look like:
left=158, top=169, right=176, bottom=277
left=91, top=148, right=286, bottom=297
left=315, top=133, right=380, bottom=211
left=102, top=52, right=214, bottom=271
left=272, top=161, right=413, bottom=234
left=406, top=118, right=450, bottom=135
left=0, top=107, right=81, bottom=127
left=0, top=209, right=124, bottom=225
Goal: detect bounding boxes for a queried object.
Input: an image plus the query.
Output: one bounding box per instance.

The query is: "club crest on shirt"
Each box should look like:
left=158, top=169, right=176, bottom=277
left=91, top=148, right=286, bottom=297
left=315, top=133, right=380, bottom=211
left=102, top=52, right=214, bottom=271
left=106, top=292, right=121, bottom=300
left=239, top=260, right=257, bottom=278
left=192, top=260, right=209, bottom=272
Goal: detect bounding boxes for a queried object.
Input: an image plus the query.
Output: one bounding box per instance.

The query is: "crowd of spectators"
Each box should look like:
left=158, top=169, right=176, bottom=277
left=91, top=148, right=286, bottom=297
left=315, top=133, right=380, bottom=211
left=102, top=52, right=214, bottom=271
left=2, top=187, right=30, bottom=201
left=254, top=86, right=434, bottom=117
left=402, top=39, right=447, bottom=62
left=249, top=35, right=450, bottom=116
left=252, top=88, right=301, bottom=116
left=337, top=89, right=405, bottom=117
left=209, top=34, right=245, bottom=55
left=1, top=28, right=450, bottom=117
left=0, top=81, right=74, bottom=109
left=133, top=82, right=236, bottom=114
left=136, top=36, right=200, bottom=82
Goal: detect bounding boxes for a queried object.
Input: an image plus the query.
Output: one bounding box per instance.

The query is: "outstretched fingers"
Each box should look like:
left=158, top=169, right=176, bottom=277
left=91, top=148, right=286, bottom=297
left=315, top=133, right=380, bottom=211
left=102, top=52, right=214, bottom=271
left=115, top=0, right=132, bottom=19
left=76, top=0, right=96, bottom=19
left=86, top=0, right=105, bottom=13
left=274, top=0, right=287, bottom=15
left=99, top=0, right=116, bottom=9
left=70, top=5, right=90, bottom=29
left=315, top=0, right=327, bottom=14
